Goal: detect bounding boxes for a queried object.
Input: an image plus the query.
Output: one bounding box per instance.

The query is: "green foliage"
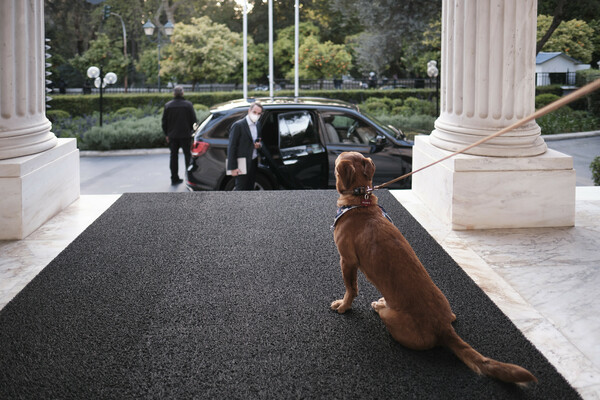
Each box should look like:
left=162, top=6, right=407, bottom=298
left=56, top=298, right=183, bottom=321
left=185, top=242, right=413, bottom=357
left=114, top=107, right=139, bottom=116
left=46, top=89, right=599, bottom=151
left=295, top=36, right=352, bottom=80
left=537, top=108, right=600, bottom=134
left=49, top=89, right=438, bottom=117
left=535, top=85, right=564, bottom=96
left=361, top=96, right=435, bottom=117
left=376, top=114, right=436, bottom=136
left=537, top=15, right=595, bottom=63
left=590, top=156, right=600, bottom=186
left=535, top=93, right=561, bottom=109
left=161, top=17, right=243, bottom=84
left=69, top=34, right=128, bottom=86
left=274, top=22, right=321, bottom=78
left=79, top=115, right=165, bottom=150
left=46, top=110, right=71, bottom=123
left=136, top=48, right=159, bottom=85
left=576, top=69, right=600, bottom=116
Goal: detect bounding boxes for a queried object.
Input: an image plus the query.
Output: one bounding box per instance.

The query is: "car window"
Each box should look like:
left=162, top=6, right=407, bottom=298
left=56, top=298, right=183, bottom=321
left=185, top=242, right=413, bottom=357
left=200, top=111, right=246, bottom=139
left=322, top=113, right=377, bottom=145
left=278, top=111, right=324, bottom=160
left=278, top=111, right=319, bottom=149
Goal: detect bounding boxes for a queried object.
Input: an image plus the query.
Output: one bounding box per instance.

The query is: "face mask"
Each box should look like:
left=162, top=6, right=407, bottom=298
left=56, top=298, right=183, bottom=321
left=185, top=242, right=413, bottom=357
left=249, top=113, right=260, bottom=123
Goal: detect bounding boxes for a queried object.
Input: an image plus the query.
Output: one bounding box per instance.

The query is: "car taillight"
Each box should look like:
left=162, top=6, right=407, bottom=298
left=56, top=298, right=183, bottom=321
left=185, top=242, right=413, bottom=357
left=191, top=141, right=210, bottom=157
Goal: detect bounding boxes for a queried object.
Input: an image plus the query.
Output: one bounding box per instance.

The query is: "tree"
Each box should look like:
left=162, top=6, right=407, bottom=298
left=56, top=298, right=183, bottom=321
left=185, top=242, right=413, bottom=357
left=295, top=36, right=352, bottom=80
left=330, top=0, right=441, bottom=77
left=69, top=34, right=128, bottom=85
left=136, top=48, right=159, bottom=84
left=160, top=17, right=243, bottom=84
left=537, top=15, right=595, bottom=63
left=536, top=0, right=600, bottom=54
left=273, top=22, right=321, bottom=79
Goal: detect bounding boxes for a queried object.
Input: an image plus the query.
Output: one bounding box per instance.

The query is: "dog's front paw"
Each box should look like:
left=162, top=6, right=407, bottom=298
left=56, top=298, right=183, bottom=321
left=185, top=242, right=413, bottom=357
left=331, top=299, right=350, bottom=314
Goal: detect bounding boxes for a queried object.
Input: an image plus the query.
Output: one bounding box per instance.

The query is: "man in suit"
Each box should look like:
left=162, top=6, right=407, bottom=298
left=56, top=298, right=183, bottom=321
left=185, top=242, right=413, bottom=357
left=227, top=102, right=263, bottom=190
left=162, top=86, right=197, bottom=184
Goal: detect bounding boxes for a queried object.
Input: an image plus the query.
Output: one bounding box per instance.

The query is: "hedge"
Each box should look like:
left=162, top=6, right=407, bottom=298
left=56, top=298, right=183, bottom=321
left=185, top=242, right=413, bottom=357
left=49, top=89, right=437, bottom=117
left=577, top=69, right=600, bottom=117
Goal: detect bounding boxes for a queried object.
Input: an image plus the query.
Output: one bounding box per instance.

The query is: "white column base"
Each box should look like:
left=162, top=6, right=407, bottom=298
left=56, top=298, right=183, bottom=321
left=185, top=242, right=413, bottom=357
left=412, top=135, right=575, bottom=230
left=0, top=138, right=80, bottom=239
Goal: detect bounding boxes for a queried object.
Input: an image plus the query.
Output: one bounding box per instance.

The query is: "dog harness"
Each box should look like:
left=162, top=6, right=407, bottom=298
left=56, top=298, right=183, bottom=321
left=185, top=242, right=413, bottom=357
left=331, top=205, right=393, bottom=230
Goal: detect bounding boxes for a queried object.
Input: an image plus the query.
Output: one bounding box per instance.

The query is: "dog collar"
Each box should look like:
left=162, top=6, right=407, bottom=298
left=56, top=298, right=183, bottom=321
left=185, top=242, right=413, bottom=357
left=341, top=186, right=373, bottom=197
left=331, top=205, right=393, bottom=230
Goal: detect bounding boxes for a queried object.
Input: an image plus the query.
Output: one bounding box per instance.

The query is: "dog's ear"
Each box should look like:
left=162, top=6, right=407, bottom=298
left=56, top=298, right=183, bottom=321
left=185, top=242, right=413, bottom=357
left=336, top=159, right=356, bottom=189
left=362, top=157, right=375, bottom=179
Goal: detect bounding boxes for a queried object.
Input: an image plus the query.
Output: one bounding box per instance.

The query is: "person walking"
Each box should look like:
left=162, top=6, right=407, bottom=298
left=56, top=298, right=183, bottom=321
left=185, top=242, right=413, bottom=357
left=162, top=85, right=197, bottom=184
left=227, top=102, right=263, bottom=190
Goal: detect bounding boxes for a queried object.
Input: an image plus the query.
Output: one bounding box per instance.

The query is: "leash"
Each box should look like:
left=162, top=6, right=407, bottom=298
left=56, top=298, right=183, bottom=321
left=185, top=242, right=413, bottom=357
left=370, top=78, right=600, bottom=192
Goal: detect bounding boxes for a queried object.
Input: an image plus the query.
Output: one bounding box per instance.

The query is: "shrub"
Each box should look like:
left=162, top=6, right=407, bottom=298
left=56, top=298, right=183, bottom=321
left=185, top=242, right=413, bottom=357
left=537, top=108, right=599, bottom=134
left=194, top=104, right=209, bottom=111
left=591, top=156, right=600, bottom=186
left=114, top=107, right=139, bottom=116
left=576, top=69, right=600, bottom=117
left=362, top=101, right=390, bottom=114
left=376, top=113, right=436, bottom=136
left=403, top=97, right=436, bottom=116
left=535, top=93, right=561, bottom=109
left=79, top=115, right=165, bottom=150
left=46, top=110, right=71, bottom=122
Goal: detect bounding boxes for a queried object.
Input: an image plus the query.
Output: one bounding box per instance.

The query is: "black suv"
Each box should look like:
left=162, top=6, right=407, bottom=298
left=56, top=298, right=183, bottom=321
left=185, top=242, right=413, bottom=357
left=186, top=97, right=413, bottom=191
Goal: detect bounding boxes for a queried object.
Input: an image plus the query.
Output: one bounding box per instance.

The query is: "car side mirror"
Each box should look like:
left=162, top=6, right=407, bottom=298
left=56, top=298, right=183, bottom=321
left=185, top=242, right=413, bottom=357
left=369, top=135, right=387, bottom=153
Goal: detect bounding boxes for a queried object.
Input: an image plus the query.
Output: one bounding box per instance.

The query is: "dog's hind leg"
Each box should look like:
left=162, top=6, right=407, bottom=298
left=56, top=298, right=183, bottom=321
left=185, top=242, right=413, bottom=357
left=372, top=300, right=437, bottom=350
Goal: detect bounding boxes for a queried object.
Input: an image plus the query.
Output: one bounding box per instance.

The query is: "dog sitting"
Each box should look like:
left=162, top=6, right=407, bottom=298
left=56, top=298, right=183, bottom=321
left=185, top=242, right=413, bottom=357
left=330, top=151, right=537, bottom=385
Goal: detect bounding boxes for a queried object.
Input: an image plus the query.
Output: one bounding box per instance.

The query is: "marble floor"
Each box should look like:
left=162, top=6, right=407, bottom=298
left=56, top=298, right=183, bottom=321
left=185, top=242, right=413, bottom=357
left=1, top=189, right=599, bottom=399
left=392, top=187, right=600, bottom=399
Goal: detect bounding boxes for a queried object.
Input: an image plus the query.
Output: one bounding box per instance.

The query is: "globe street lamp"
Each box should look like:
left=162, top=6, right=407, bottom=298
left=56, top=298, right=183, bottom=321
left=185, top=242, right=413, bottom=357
left=87, top=66, right=117, bottom=126
left=427, top=60, right=440, bottom=116
left=143, top=19, right=174, bottom=93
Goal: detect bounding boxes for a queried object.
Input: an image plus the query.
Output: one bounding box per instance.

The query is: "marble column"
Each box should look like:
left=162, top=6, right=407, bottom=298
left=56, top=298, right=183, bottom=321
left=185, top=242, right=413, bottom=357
left=0, top=0, right=79, bottom=239
left=430, top=0, right=546, bottom=156
left=0, top=0, right=57, bottom=160
left=412, top=0, right=575, bottom=229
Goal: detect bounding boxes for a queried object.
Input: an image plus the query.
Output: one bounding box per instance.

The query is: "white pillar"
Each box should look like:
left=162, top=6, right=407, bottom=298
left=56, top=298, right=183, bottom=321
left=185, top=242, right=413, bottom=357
left=0, top=0, right=57, bottom=160
left=430, top=0, right=546, bottom=157
left=0, top=0, right=79, bottom=239
left=412, top=0, right=575, bottom=230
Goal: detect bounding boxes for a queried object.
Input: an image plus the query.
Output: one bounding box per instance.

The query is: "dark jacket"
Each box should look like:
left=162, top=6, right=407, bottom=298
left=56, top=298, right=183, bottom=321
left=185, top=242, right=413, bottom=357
left=162, top=97, right=197, bottom=139
left=227, top=117, right=261, bottom=171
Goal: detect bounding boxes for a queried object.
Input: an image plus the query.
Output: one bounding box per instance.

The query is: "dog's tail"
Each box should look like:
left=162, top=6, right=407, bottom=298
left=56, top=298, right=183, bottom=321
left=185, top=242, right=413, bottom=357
left=442, top=328, right=537, bottom=385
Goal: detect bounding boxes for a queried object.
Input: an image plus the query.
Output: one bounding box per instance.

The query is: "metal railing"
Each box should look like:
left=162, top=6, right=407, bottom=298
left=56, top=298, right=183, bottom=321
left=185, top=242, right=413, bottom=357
left=535, top=72, right=577, bottom=86
left=54, top=78, right=440, bottom=95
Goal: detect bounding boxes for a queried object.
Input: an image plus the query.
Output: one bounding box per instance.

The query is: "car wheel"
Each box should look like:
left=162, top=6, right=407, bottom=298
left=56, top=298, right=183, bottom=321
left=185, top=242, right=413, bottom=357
left=223, top=174, right=272, bottom=191
left=254, top=174, right=272, bottom=190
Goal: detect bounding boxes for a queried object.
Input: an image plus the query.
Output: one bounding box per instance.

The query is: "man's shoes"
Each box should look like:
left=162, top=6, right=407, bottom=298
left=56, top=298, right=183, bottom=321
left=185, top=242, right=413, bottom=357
left=171, top=178, right=183, bottom=185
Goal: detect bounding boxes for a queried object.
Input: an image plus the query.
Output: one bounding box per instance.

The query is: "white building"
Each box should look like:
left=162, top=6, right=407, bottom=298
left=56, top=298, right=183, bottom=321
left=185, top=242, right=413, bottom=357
left=535, top=51, right=590, bottom=86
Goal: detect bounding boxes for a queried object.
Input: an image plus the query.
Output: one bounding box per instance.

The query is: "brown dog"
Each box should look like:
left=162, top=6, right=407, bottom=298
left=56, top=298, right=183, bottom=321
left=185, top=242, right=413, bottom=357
left=331, top=151, right=537, bottom=385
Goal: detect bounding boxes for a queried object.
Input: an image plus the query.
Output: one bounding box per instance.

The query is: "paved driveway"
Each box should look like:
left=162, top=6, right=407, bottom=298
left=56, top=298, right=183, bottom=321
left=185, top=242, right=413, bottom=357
left=80, top=151, right=189, bottom=194
left=546, top=135, right=599, bottom=186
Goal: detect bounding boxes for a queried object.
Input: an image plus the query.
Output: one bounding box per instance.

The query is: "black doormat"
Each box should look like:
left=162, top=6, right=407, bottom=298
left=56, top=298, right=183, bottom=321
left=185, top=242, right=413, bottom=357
left=0, top=191, right=580, bottom=399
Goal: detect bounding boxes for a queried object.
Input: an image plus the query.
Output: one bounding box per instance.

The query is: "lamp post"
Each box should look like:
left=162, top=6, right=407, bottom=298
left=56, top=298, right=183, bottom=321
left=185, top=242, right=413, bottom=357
left=143, top=19, right=174, bottom=93
left=427, top=60, right=440, bottom=116
left=87, top=66, right=117, bottom=126
left=105, top=10, right=129, bottom=92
